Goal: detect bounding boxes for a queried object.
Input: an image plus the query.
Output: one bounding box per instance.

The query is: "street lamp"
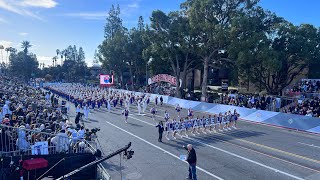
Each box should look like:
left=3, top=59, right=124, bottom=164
left=146, top=56, right=153, bottom=86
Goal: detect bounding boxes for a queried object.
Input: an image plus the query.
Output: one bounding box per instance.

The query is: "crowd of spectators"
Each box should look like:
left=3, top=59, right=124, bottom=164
left=218, top=93, right=279, bottom=111
left=0, top=76, right=89, bottom=156
left=288, top=79, right=320, bottom=93
left=282, top=97, right=320, bottom=118
left=144, top=83, right=176, bottom=96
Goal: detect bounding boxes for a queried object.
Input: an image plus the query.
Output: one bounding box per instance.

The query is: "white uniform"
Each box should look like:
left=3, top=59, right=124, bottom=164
left=83, top=106, right=90, bottom=120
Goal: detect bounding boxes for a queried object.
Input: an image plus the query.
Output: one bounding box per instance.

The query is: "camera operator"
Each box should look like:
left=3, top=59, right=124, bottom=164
left=74, top=112, right=83, bottom=125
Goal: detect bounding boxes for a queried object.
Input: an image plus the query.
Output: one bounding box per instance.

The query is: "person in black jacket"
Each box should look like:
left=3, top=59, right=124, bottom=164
left=155, top=121, right=164, bottom=142
left=75, top=112, right=81, bottom=125
left=183, top=144, right=197, bottom=180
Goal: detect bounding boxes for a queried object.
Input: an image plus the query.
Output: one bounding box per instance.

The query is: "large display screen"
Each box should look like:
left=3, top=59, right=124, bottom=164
left=100, top=74, right=114, bottom=85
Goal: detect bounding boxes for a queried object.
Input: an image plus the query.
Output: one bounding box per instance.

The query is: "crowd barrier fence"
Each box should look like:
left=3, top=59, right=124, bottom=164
left=0, top=124, right=95, bottom=157
left=112, top=88, right=320, bottom=134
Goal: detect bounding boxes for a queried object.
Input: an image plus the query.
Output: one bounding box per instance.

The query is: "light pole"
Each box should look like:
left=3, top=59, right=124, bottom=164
left=146, top=56, right=153, bottom=86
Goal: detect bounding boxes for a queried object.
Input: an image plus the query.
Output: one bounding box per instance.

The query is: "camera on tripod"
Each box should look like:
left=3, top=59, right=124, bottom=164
left=124, top=149, right=134, bottom=159
left=84, top=128, right=101, bottom=141
left=91, top=128, right=101, bottom=134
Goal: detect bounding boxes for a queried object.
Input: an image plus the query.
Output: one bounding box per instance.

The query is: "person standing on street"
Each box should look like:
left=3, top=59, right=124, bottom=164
left=183, top=144, right=197, bottom=180
left=155, top=121, right=164, bottom=142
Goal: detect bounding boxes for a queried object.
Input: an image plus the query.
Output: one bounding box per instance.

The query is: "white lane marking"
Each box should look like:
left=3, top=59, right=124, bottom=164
left=126, top=113, right=305, bottom=180
left=185, top=136, right=304, bottom=180
left=298, top=142, right=320, bottom=149
left=128, top=115, right=155, bottom=126
left=105, top=120, right=224, bottom=180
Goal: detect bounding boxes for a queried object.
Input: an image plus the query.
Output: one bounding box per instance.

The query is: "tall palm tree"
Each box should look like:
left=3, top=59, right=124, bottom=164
left=21, top=41, right=32, bottom=54
left=10, top=48, right=17, bottom=55
left=60, top=50, right=64, bottom=65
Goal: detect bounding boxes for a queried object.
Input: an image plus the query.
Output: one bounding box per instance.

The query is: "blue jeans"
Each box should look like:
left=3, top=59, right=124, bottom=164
left=188, top=164, right=197, bottom=180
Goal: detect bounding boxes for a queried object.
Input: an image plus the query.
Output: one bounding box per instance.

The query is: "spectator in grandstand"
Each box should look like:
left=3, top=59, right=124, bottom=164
left=16, top=125, right=30, bottom=152
left=283, top=97, right=320, bottom=117
left=290, top=80, right=320, bottom=93
left=51, top=129, right=69, bottom=153
left=219, top=93, right=275, bottom=111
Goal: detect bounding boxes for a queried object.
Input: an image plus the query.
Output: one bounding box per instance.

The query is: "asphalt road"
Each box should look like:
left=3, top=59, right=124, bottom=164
left=67, top=102, right=320, bottom=180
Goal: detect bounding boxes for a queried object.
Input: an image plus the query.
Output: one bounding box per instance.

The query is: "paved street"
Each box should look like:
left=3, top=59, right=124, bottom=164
left=68, top=102, right=320, bottom=180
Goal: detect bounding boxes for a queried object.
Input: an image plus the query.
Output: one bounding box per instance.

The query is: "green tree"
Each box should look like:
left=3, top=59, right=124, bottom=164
left=230, top=7, right=320, bottom=95
left=98, top=4, right=128, bottom=87
left=9, top=51, right=39, bottom=79
left=78, top=47, right=85, bottom=62
left=104, top=5, right=123, bottom=39
left=182, top=0, right=258, bottom=101
left=149, top=10, right=200, bottom=98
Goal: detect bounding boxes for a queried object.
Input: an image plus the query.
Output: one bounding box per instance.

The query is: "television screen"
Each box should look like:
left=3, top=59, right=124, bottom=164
left=100, top=74, right=114, bottom=85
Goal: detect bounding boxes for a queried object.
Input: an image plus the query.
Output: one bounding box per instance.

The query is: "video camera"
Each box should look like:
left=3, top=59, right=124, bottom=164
left=124, top=149, right=134, bottom=159
left=84, top=128, right=101, bottom=141
left=91, top=127, right=100, bottom=134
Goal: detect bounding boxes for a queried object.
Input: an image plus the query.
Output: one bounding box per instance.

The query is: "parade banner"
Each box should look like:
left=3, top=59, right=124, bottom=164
left=149, top=74, right=177, bottom=86
left=165, top=118, right=224, bottom=132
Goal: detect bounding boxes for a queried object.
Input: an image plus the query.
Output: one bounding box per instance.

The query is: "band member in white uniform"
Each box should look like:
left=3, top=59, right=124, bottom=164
left=165, top=120, right=171, bottom=141
left=83, top=104, right=90, bottom=120
left=107, top=99, right=111, bottom=112
left=164, top=110, right=170, bottom=121
left=76, top=104, right=81, bottom=113
left=142, top=99, right=147, bottom=113
left=137, top=99, right=142, bottom=115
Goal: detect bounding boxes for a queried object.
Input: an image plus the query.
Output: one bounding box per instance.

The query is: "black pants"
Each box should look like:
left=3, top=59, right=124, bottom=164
left=158, top=132, right=163, bottom=142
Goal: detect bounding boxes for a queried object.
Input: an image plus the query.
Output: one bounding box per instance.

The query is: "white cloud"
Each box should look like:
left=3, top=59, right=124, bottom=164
left=37, top=55, right=53, bottom=65
left=0, top=16, right=7, bottom=23
left=0, top=40, right=13, bottom=48
left=19, top=32, right=28, bottom=36
left=64, top=12, right=107, bottom=20
left=20, top=0, right=57, bottom=8
left=0, top=0, right=57, bottom=20
left=128, top=3, right=139, bottom=9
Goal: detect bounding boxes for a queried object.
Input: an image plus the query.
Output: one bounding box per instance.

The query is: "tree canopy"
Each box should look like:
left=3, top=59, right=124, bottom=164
left=96, top=1, right=320, bottom=97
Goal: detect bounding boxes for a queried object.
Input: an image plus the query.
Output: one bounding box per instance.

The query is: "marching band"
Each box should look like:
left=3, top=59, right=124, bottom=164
left=45, top=84, right=240, bottom=140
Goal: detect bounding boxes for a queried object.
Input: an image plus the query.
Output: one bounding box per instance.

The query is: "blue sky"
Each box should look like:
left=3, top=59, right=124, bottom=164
left=0, top=0, right=319, bottom=67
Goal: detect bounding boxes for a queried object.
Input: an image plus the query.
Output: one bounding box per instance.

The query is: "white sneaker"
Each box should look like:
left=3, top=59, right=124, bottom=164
left=233, top=126, right=237, bottom=129
left=228, top=128, right=232, bottom=130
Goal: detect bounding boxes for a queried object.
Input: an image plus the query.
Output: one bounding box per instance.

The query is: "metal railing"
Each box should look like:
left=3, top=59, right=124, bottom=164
left=85, top=138, right=111, bottom=180
left=0, top=124, right=91, bottom=157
